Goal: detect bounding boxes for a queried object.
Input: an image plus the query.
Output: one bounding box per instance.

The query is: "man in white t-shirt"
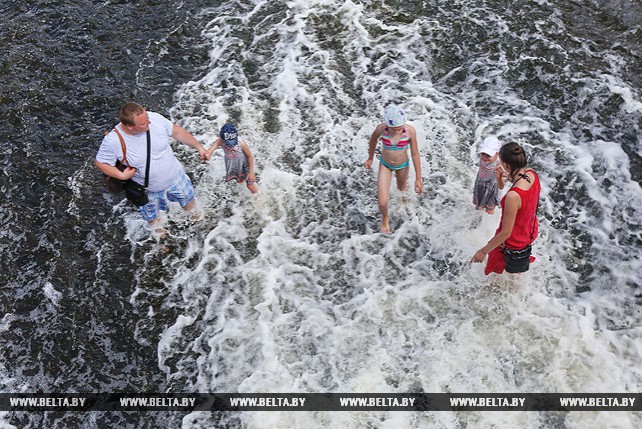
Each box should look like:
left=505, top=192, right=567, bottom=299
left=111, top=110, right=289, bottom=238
left=96, top=102, right=209, bottom=230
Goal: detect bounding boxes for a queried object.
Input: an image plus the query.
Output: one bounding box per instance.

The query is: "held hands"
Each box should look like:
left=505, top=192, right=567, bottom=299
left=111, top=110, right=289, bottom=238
left=494, top=165, right=506, bottom=179
left=198, top=146, right=210, bottom=161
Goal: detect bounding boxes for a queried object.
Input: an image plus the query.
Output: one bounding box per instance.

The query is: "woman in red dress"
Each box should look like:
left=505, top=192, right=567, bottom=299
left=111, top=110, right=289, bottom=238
left=471, top=143, right=541, bottom=274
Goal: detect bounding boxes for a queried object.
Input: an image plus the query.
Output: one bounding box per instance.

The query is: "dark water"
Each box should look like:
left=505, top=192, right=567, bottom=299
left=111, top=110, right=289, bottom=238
left=1, top=0, right=640, bottom=428
left=1, top=1, right=215, bottom=427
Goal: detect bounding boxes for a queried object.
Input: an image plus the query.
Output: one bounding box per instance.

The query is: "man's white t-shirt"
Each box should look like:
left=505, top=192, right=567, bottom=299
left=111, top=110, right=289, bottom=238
left=96, top=112, right=183, bottom=192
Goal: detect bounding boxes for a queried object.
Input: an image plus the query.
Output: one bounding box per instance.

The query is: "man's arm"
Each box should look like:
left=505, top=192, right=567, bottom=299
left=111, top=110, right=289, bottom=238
left=171, top=124, right=209, bottom=160
left=95, top=161, right=136, bottom=180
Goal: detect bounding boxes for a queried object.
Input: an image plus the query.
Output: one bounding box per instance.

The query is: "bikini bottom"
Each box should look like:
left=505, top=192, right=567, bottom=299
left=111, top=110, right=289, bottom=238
left=379, top=157, right=409, bottom=171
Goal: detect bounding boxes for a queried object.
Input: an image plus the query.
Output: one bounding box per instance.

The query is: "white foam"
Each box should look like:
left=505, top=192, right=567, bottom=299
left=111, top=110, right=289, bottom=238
left=120, top=1, right=642, bottom=428
left=43, top=282, right=62, bottom=306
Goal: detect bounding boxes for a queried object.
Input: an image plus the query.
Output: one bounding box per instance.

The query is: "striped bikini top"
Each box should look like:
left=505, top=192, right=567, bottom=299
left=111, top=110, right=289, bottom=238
left=381, top=127, right=410, bottom=151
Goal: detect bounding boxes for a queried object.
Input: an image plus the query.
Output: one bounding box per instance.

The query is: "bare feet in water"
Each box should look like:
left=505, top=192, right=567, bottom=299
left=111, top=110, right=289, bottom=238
left=190, top=209, right=204, bottom=221
left=154, top=228, right=169, bottom=240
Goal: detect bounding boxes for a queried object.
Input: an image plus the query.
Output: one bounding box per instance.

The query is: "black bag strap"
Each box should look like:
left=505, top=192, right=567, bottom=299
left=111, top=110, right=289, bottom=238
left=144, top=130, right=151, bottom=188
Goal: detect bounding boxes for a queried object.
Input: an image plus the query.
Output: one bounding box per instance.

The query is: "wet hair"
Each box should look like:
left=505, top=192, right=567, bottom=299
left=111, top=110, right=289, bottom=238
left=499, top=142, right=528, bottom=179
left=119, top=102, right=146, bottom=126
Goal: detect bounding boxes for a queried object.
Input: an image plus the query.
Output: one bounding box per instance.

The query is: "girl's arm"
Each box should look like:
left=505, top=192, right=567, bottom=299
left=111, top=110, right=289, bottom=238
left=408, top=126, right=423, bottom=194
left=207, top=138, right=223, bottom=156
left=240, top=141, right=256, bottom=179
left=471, top=191, right=521, bottom=262
left=364, top=124, right=384, bottom=169
left=495, top=165, right=506, bottom=189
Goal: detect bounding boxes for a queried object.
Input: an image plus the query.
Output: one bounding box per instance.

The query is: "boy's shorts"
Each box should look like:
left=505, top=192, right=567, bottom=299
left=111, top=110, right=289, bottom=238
left=137, top=169, right=195, bottom=222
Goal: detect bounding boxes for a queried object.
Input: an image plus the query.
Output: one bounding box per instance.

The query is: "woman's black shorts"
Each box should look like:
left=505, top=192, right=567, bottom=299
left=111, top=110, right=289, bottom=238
left=502, top=245, right=532, bottom=273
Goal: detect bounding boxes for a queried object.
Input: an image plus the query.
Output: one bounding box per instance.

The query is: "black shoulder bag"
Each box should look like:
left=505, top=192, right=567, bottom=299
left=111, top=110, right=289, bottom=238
left=124, top=130, right=151, bottom=207
left=104, top=128, right=150, bottom=207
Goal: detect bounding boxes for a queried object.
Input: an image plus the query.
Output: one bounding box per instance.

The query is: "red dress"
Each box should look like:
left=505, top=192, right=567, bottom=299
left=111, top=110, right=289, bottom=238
left=485, top=170, right=541, bottom=275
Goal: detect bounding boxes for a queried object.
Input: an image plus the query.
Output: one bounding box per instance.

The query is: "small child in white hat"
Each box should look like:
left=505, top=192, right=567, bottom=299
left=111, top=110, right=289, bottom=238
left=473, top=136, right=505, bottom=214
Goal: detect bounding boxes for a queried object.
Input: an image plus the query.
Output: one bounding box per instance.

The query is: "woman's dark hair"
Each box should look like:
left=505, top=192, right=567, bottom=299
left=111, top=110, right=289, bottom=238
left=499, top=142, right=527, bottom=179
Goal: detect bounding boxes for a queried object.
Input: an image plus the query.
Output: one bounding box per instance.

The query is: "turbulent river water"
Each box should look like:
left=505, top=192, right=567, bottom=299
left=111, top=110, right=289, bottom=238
left=1, top=0, right=640, bottom=428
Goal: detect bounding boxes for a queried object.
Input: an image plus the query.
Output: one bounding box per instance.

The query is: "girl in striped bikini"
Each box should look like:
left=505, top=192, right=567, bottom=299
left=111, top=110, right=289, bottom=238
left=364, top=105, right=423, bottom=234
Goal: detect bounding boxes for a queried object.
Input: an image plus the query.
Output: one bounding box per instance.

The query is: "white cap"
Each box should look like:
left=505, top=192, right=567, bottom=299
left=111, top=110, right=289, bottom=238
left=384, top=105, right=407, bottom=127
left=478, top=136, right=501, bottom=155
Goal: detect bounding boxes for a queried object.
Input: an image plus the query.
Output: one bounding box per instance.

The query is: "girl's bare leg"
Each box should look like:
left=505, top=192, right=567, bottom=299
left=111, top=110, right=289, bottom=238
left=377, top=166, right=393, bottom=233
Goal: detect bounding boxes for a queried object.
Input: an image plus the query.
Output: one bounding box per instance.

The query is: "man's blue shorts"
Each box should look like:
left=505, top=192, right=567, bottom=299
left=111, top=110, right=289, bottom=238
left=138, top=169, right=195, bottom=222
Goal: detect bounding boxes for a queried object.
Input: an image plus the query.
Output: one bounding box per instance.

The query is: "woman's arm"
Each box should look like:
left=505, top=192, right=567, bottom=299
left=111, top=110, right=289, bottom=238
left=471, top=191, right=521, bottom=262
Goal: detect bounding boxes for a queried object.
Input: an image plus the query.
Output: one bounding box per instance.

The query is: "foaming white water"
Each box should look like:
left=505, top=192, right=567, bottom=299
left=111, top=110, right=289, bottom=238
left=0, top=415, right=17, bottom=429
left=126, top=0, right=642, bottom=428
